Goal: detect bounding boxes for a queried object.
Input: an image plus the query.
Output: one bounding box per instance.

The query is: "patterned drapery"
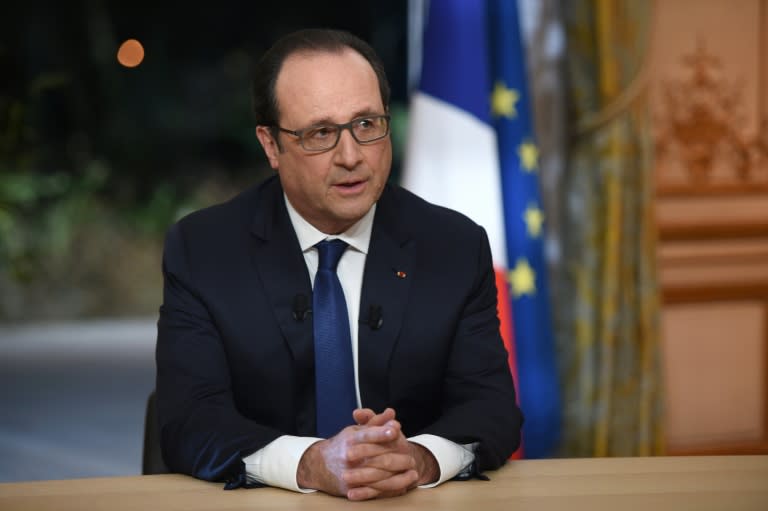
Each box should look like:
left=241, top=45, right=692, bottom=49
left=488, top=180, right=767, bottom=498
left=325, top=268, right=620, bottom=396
left=557, top=0, right=664, bottom=457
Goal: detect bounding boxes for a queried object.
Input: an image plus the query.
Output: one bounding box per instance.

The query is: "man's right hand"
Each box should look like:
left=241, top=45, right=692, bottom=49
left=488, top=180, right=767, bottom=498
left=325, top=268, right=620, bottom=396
left=344, top=408, right=439, bottom=500
left=296, top=408, right=419, bottom=500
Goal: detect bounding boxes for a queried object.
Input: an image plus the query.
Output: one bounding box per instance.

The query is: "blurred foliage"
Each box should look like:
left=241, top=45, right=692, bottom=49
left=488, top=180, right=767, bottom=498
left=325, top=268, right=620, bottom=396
left=0, top=162, right=105, bottom=282
left=0, top=67, right=255, bottom=319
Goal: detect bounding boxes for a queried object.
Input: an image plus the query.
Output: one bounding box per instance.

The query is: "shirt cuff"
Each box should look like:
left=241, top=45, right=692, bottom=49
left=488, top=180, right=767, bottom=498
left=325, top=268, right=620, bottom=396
left=408, top=434, right=476, bottom=488
left=242, top=435, right=322, bottom=492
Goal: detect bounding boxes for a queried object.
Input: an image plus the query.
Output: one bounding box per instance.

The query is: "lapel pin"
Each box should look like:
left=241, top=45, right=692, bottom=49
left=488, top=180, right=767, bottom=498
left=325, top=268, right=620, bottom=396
left=395, top=270, right=407, bottom=279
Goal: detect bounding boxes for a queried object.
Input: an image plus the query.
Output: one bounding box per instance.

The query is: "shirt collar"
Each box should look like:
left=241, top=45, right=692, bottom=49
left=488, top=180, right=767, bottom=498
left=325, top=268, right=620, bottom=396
left=284, top=194, right=375, bottom=255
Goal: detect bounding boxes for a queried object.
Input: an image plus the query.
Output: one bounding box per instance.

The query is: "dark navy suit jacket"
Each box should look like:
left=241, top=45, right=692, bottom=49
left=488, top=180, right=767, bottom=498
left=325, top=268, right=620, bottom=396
left=156, top=175, right=522, bottom=482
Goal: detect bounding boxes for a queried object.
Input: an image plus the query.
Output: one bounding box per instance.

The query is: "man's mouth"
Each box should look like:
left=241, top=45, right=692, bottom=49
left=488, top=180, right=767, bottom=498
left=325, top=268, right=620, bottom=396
left=333, top=180, right=367, bottom=194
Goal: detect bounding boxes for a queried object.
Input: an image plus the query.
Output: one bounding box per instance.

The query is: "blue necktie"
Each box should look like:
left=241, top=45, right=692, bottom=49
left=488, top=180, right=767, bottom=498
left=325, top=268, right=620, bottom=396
left=313, top=239, right=356, bottom=438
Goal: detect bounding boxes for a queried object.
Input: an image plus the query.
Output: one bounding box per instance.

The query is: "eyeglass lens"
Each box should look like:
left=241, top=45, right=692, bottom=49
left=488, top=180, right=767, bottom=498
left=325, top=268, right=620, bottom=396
left=301, top=116, right=388, bottom=150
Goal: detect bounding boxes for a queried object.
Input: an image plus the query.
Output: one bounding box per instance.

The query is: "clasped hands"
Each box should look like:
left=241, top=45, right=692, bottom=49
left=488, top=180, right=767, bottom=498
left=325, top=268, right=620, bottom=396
left=296, top=408, right=439, bottom=500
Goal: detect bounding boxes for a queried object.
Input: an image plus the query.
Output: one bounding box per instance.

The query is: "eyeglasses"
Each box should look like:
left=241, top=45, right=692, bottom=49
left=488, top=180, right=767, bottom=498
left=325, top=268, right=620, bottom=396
left=276, top=115, right=390, bottom=152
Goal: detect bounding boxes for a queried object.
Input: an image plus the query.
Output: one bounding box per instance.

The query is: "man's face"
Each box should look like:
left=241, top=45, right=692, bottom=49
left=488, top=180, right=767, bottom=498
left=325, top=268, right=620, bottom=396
left=256, top=49, right=392, bottom=234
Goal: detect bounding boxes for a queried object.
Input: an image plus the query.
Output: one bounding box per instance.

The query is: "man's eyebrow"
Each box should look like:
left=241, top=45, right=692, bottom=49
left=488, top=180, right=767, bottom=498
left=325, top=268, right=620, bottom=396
left=303, top=110, right=384, bottom=127
left=349, top=109, right=383, bottom=119
left=301, top=115, right=334, bottom=127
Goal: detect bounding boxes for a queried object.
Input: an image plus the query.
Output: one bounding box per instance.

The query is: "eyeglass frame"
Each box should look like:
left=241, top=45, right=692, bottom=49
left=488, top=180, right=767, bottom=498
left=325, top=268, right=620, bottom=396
left=273, top=114, right=391, bottom=152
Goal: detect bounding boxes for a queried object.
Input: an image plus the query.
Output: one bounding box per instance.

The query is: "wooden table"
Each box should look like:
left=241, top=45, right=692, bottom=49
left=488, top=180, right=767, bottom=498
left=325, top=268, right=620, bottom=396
left=1, top=455, right=767, bottom=510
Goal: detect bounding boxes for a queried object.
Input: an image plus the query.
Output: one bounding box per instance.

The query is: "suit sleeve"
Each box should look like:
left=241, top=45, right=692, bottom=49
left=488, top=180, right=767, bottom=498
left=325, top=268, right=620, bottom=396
left=155, top=223, right=281, bottom=482
left=418, top=225, right=523, bottom=471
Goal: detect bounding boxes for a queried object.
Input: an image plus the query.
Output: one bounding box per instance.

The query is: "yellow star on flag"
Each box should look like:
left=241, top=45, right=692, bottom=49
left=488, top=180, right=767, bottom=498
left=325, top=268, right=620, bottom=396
left=508, top=258, right=536, bottom=298
left=523, top=204, right=545, bottom=238
left=517, top=141, right=539, bottom=172
left=491, top=81, right=519, bottom=119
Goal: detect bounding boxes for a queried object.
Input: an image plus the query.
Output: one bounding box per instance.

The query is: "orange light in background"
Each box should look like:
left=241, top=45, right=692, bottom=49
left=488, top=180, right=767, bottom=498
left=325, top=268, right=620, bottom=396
left=117, top=39, right=145, bottom=68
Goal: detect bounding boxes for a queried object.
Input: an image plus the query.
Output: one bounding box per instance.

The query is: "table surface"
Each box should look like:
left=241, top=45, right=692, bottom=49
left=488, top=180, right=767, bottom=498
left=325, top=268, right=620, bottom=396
left=1, top=455, right=767, bottom=511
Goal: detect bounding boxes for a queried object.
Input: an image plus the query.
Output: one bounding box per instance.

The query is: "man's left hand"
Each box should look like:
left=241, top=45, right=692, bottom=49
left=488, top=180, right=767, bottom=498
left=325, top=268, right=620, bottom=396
left=342, top=409, right=440, bottom=500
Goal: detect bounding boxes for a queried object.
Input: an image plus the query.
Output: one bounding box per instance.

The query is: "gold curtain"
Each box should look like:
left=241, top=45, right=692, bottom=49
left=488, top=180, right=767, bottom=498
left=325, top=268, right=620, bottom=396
left=557, top=0, right=664, bottom=457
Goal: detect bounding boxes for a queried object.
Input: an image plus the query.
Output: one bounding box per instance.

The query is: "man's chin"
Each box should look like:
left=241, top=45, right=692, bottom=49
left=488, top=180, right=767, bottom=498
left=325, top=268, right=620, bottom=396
left=328, top=205, right=373, bottom=230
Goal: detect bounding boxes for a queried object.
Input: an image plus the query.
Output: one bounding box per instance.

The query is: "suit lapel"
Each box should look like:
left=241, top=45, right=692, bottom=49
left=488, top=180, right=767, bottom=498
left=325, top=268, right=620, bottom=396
left=358, top=188, right=414, bottom=411
left=249, top=179, right=314, bottom=377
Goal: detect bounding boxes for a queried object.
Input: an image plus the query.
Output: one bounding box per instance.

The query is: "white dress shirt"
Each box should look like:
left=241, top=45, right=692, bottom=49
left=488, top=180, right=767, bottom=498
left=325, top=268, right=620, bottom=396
left=242, top=195, right=474, bottom=491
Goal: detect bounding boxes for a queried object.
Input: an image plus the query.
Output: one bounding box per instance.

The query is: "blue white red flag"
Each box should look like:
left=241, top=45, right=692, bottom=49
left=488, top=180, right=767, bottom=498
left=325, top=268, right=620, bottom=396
left=403, top=0, right=561, bottom=458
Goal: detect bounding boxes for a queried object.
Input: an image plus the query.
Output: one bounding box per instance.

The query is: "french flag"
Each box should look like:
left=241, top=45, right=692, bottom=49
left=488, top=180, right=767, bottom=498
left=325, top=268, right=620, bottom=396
left=402, top=0, right=561, bottom=458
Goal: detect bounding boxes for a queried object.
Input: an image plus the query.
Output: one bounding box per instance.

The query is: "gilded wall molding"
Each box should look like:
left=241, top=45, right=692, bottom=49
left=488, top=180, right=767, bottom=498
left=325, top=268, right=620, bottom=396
left=655, top=40, right=768, bottom=195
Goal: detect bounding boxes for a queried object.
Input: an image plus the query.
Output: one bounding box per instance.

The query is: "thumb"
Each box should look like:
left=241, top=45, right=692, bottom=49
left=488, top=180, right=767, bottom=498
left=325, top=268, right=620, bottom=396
left=353, top=408, right=376, bottom=425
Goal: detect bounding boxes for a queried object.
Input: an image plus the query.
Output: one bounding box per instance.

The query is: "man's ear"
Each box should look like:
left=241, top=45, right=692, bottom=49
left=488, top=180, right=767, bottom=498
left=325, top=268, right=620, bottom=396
left=255, top=126, right=280, bottom=170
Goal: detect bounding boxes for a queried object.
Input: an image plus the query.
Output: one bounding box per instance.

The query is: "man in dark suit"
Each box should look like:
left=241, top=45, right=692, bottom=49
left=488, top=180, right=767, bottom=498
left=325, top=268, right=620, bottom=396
left=156, top=28, right=522, bottom=501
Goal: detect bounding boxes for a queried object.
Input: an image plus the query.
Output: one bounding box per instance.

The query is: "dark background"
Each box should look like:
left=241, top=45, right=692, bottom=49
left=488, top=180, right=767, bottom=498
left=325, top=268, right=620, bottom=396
left=0, top=1, right=409, bottom=320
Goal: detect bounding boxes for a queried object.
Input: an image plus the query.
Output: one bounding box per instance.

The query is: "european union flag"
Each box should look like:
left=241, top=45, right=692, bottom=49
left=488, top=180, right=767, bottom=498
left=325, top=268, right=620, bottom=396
left=489, top=0, right=561, bottom=458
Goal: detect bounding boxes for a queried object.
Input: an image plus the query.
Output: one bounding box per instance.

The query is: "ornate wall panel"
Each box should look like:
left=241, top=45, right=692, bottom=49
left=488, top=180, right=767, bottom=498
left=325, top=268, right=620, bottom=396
left=652, top=0, right=768, bottom=454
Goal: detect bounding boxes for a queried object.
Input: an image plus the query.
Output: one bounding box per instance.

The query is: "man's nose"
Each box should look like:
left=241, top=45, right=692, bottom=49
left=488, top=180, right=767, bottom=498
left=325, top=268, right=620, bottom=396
left=332, top=128, right=363, bottom=169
